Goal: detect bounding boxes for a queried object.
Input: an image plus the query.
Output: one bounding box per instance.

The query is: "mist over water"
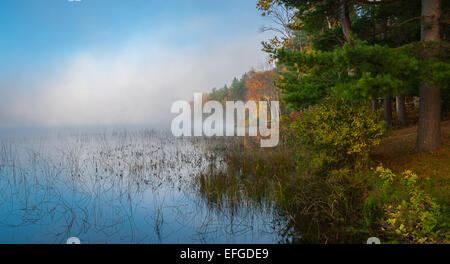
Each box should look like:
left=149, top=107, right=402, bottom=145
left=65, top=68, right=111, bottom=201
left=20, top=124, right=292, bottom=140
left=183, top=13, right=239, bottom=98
left=0, top=128, right=281, bottom=243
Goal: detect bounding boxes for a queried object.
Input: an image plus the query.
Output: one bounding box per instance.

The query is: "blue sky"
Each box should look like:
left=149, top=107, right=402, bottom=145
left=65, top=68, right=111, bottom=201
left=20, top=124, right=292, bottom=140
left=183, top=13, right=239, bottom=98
left=0, top=0, right=274, bottom=127
left=0, top=0, right=266, bottom=76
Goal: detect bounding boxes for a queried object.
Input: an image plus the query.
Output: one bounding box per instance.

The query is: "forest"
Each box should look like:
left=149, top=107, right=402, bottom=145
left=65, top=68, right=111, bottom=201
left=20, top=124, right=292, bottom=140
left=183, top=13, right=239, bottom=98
left=199, top=0, right=450, bottom=243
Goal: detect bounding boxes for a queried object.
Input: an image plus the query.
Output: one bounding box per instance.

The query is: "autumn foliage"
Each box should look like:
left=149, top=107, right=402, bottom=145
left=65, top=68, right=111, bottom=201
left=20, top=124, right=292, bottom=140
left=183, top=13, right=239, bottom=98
left=245, top=71, right=279, bottom=102
left=204, top=70, right=280, bottom=105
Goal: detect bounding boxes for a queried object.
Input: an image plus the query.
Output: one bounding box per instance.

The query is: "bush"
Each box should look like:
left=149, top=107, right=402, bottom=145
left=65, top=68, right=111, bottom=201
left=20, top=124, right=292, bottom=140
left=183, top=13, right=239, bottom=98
left=375, top=166, right=449, bottom=244
left=290, top=98, right=385, bottom=173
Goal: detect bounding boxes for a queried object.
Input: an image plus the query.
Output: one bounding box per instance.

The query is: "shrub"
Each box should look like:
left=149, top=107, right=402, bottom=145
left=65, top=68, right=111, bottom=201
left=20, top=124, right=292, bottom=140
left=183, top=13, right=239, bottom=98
left=376, top=166, right=449, bottom=244
left=290, top=98, right=385, bottom=172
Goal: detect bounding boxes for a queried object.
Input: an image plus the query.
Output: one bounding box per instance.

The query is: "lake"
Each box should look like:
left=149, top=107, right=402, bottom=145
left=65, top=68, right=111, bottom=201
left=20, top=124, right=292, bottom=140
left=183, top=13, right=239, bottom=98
left=0, top=129, right=284, bottom=244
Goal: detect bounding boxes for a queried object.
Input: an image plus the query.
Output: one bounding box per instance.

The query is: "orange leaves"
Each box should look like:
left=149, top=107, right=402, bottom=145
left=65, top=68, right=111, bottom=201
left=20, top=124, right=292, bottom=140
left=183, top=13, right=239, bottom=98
left=288, top=111, right=303, bottom=122
left=245, top=71, right=279, bottom=102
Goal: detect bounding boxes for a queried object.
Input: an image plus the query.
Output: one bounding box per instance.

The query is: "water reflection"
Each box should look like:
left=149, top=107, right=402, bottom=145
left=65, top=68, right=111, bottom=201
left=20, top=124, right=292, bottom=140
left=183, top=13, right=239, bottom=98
left=0, top=130, right=280, bottom=244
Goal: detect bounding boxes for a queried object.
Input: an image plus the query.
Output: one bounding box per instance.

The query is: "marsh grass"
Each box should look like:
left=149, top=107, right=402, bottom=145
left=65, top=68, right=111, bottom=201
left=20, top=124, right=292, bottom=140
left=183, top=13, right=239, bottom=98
left=195, top=137, right=372, bottom=243
left=0, top=130, right=279, bottom=243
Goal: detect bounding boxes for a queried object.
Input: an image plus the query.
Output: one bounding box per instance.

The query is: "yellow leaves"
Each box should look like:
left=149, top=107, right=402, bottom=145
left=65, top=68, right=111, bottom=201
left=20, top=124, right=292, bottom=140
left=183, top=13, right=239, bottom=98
left=417, top=237, right=428, bottom=244
left=289, top=17, right=304, bottom=30
left=256, top=0, right=274, bottom=15
left=379, top=166, right=444, bottom=243
left=402, top=170, right=418, bottom=187
left=376, top=165, right=396, bottom=185
left=290, top=98, right=386, bottom=174
left=387, top=218, right=396, bottom=225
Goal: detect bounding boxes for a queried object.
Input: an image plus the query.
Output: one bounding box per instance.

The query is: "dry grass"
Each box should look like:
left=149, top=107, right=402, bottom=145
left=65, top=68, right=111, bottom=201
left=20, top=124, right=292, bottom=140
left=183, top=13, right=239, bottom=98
left=372, top=121, right=450, bottom=181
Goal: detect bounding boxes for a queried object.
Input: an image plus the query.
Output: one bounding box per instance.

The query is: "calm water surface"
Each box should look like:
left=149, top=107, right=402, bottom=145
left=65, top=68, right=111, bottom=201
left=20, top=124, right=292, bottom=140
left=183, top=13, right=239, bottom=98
left=0, top=129, right=282, bottom=244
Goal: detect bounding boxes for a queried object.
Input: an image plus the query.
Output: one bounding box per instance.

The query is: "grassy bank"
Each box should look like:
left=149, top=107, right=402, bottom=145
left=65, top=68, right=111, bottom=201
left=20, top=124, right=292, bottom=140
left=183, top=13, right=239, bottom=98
left=372, top=121, right=450, bottom=181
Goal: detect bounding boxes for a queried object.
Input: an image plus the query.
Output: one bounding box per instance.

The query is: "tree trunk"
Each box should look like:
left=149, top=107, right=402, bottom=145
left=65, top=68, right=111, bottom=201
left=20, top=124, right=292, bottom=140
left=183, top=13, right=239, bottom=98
left=417, top=0, right=442, bottom=152
left=417, top=85, right=442, bottom=151
left=371, top=98, right=378, bottom=112
left=384, top=95, right=393, bottom=127
left=396, top=95, right=407, bottom=127
left=339, top=0, right=353, bottom=45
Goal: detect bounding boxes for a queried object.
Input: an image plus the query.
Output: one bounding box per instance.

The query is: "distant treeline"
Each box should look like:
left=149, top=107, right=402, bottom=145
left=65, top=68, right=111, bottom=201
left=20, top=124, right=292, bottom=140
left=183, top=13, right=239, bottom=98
left=205, top=70, right=279, bottom=103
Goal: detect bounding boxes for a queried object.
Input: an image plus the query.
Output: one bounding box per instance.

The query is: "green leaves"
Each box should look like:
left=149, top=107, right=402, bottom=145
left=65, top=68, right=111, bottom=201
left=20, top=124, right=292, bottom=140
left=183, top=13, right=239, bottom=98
left=275, top=40, right=426, bottom=109
left=290, top=98, right=385, bottom=172
left=376, top=167, right=448, bottom=243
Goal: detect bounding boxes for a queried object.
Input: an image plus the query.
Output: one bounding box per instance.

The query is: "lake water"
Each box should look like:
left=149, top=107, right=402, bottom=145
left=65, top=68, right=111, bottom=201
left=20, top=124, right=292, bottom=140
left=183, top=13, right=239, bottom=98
left=0, top=129, right=282, bottom=244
